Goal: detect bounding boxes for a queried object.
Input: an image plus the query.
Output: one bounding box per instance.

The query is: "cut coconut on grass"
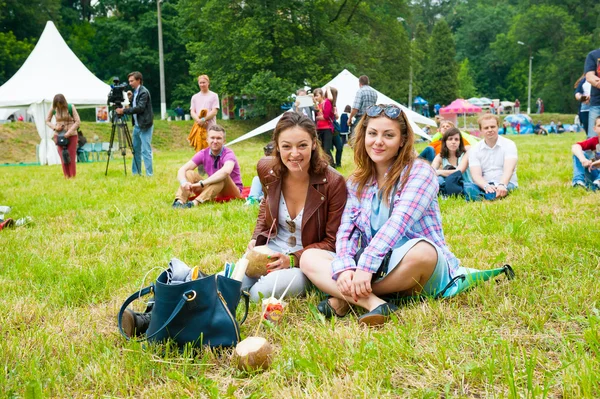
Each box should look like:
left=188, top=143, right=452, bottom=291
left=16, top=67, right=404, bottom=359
left=245, top=245, right=276, bottom=278
left=234, top=336, right=273, bottom=371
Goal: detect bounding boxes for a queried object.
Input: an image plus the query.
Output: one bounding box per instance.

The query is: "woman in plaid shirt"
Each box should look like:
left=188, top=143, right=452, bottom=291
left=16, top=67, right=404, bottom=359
left=301, top=104, right=461, bottom=326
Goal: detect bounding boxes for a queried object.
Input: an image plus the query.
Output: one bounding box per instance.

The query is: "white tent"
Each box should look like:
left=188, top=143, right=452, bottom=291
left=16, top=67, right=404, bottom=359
left=227, top=69, right=436, bottom=146
left=0, top=21, right=111, bottom=165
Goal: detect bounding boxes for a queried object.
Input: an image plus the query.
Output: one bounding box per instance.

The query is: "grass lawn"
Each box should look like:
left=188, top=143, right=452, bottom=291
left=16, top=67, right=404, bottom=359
left=1, top=129, right=599, bottom=398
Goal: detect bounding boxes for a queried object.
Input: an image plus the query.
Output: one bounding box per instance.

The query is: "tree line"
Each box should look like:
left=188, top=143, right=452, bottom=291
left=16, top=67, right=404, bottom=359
left=1, top=0, right=598, bottom=117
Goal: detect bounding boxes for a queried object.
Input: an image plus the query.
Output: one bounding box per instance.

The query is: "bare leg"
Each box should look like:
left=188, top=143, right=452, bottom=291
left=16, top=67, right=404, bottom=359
left=302, top=242, right=437, bottom=311
left=372, top=241, right=437, bottom=296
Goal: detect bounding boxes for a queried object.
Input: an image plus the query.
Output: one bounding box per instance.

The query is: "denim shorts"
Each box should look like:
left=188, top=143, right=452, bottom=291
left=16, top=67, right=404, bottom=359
left=374, top=238, right=451, bottom=297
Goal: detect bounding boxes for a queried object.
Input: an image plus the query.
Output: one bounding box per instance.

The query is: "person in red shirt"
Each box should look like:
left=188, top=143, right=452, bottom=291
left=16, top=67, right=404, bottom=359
left=571, top=115, right=600, bottom=189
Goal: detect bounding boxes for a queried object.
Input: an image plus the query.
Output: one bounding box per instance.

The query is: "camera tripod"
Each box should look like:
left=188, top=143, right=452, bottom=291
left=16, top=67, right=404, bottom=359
left=105, top=108, right=139, bottom=176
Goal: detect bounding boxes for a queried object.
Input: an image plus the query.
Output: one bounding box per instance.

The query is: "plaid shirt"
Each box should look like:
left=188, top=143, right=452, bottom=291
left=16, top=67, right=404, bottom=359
left=352, top=85, right=378, bottom=116
left=331, top=161, right=461, bottom=279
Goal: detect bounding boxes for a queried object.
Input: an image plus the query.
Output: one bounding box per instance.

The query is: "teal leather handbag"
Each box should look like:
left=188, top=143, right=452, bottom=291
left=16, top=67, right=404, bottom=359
left=118, top=271, right=249, bottom=348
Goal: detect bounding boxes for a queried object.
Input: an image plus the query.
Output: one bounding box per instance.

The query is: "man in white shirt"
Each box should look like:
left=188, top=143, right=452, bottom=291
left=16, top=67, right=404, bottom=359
left=464, top=114, right=518, bottom=201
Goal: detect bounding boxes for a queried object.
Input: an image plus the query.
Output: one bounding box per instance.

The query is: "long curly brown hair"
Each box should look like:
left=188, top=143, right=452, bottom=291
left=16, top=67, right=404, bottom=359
left=351, top=106, right=416, bottom=205
left=271, top=112, right=329, bottom=178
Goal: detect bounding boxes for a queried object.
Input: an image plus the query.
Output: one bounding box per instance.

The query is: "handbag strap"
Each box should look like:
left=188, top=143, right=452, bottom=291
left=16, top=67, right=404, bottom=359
left=117, top=284, right=155, bottom=341
left=117, top=285, right=250, bottom=342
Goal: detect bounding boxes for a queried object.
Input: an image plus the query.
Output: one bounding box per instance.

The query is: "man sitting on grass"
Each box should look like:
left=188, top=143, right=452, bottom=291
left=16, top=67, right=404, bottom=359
left=571, top=115, right=600, bottom=190
left=464, top=114, right=518, bottom=201
left=173, top=125, right=243, bottom=208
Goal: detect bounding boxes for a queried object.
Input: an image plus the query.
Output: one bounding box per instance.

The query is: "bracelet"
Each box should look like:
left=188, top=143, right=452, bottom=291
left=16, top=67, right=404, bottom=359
left=200, top=180, right=204, bottom=188
left=179, top=179, right=188, bottom=186
left=289, top=254, right=295, bottom=268
left=200, top=117, right=205, bottom=123
left=498, top=183, right=506, bottom=188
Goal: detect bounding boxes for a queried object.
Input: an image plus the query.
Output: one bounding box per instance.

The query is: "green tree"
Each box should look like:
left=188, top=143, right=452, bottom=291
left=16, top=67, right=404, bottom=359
left=242, top=70, right=294, bottom=118
left=0, top=0, right=61, bottom=40
left=411, top=22, right=429, bottom=102
left=420, top=19, right=458, bottom=106
left=451, top=3, right=515, bottom=99
left=0, top=32, right=33, bottom=85
left=457, top=58, right=477, bottom=99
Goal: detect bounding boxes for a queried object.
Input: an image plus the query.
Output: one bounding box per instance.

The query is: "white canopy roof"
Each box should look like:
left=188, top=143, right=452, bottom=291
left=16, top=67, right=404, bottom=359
left=227, top=69, right=435, bottom=146
left=0, top=21, right=111, bottom=164
left=0, top=21, right=110, bottom=107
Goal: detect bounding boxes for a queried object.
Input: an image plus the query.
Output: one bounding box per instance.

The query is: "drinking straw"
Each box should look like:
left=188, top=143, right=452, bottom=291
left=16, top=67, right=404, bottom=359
left=278, top=275, right=297, bottom=301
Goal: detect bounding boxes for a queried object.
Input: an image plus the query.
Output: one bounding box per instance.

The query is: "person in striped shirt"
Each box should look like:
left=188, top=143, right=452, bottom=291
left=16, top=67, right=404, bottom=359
left=300, top=104, right=461, bottom=326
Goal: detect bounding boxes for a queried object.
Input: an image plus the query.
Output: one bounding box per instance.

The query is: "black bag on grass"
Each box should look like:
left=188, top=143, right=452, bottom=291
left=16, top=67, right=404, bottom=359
left=118, top=271, right=249, bottom=349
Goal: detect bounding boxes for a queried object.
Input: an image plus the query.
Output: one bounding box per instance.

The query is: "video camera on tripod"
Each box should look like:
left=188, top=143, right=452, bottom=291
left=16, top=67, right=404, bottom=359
left=105, top=77, right=139, bottom=176
left=107, top=77, right=129, bottom=109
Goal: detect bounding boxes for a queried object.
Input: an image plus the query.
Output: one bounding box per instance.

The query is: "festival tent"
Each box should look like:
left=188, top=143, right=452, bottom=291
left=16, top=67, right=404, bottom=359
left=500, top=101, right=515, bottom=113
left=467, top=97, right=485, bottom=107
left=0, top=108, right=30, bottom=122
left=0, top=21, right=111, bottom=165
left=227, top=69, right=437, bottom=146
left=439, top=99, right=482, bottom=128
left=413, top=96, right=428, bottom=105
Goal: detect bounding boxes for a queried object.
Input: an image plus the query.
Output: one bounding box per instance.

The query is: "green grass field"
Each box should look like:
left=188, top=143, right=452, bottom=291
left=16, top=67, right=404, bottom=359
left=1, top=129, right=599, bottom=398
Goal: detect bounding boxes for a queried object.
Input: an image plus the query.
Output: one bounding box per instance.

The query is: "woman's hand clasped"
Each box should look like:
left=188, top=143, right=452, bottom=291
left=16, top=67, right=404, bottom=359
left=336, top=269, right=374, bottom=302
left=350, top=269, right=373, bottom=302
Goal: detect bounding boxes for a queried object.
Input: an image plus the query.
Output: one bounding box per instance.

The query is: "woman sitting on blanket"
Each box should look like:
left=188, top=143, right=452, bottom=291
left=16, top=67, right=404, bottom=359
left=431, top=127, right=472, bottom=191
left=242, top=112, right=348, bottom=302
left=300, top=104, right=461, bottom=326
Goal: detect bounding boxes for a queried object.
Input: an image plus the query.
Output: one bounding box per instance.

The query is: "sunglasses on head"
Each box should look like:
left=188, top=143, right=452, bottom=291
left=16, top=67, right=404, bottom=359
left=366, top=104, right=402, bottom=119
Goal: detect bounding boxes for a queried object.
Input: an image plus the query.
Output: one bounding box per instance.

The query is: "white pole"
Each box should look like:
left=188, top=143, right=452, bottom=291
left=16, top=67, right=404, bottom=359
left=157, top=0, right=167, bottom=120
left=527, top=52, right=532, bottom=115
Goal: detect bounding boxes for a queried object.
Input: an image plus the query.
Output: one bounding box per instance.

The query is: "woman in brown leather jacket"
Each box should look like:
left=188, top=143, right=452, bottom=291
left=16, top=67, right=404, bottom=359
left=243, top=112, right=347, bottom=302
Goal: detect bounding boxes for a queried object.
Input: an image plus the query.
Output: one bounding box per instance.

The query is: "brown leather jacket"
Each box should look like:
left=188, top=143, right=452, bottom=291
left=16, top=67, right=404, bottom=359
left=252, top=157, right=347, bottom=261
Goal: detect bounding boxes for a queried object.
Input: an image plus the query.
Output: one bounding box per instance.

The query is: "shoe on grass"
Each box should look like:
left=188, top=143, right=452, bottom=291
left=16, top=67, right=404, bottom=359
left=317, top=297, right=350, bottom=318
left=572, top=181, right=587, bottom=189
left=593, top=180, right=600, bottom=191
left=172, top=200, right=193, bottom=209
left=121, top=309, right=152, bottom=338
left=358, top=302, right=398, bottom=327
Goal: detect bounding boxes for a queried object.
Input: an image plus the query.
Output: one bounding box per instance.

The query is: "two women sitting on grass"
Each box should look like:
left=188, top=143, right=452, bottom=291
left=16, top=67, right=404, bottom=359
left=122, top=113, right=348, bottom=336
left=300, top=104, right=462, bottom=326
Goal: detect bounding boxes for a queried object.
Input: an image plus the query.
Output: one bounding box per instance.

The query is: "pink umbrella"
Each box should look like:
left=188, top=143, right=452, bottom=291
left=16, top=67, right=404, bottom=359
left=439, top=99, right=482, bottom=128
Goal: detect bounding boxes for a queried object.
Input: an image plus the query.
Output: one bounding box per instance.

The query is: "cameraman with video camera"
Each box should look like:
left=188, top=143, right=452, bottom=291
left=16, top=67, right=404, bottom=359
left=115, top=71, right=154, bottom=176
left=46, top=94, right=80, bottom=178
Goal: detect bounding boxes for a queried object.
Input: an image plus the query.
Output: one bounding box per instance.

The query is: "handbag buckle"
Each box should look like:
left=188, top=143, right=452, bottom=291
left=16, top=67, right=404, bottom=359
left=184, top=290, right=197, bottom=302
